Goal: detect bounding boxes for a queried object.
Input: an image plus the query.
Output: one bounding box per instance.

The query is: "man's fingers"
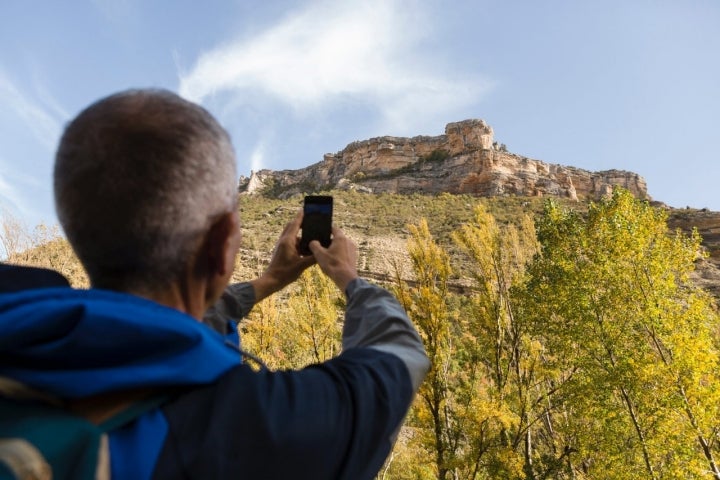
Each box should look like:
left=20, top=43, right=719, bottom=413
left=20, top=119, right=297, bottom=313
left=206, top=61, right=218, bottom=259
left=330, top=226, right=344, bottom=239
left=297, top=238, right=318, bottom=264
left=281, top=210, right=304, bottom=238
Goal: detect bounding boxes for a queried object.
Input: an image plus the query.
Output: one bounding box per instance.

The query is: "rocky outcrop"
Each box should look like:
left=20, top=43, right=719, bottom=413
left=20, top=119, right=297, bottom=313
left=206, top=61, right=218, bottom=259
left=666, top=208, right=720, bottom=298
left=236, top=119, right=720, bottom=299
left=239, top=119, right=649, bottom=202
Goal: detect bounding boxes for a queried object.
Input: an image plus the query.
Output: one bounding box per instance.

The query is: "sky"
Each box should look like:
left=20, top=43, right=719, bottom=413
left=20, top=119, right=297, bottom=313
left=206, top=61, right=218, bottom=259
left=1, top=0, right=719, bottom=227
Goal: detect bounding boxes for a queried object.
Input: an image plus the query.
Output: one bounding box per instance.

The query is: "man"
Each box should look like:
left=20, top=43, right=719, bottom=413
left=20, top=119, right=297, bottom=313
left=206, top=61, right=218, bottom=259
left=0, top=89, right=429, bottom=479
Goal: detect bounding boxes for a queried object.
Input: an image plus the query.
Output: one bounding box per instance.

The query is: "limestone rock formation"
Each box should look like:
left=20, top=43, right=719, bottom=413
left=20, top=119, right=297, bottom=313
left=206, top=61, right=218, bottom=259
left=666, top=208, right=720, bottom=298
left=239, top=119, right=649, bottom=203
left=235, top=120, right=720, bottom=298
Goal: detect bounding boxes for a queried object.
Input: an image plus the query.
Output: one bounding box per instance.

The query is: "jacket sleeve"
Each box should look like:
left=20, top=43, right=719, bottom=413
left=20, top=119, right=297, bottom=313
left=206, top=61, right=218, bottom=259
left=154, top=279, right=429, bottom=480
left=342, top=278, right=429, bottom=392
left=202, top=282, right=256, bottom=335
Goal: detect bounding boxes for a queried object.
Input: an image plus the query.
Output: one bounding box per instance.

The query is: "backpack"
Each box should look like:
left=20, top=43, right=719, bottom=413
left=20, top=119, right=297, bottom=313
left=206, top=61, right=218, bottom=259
left=0, top=378, right=168, bottom=480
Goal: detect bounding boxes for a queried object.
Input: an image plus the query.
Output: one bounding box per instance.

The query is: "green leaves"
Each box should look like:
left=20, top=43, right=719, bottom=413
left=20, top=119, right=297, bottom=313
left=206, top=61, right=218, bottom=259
left=387, top=190, right=720, bottom=479
left=523, top=189, right=720, bottom=478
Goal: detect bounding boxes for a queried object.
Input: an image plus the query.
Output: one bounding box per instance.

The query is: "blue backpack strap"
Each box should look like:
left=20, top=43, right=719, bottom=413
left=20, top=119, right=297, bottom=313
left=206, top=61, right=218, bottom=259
left=97, top=393, right=172, bottom=431
left=0, top=396, right=102, bottom=480
left=0, top=392, right=174, bottom=480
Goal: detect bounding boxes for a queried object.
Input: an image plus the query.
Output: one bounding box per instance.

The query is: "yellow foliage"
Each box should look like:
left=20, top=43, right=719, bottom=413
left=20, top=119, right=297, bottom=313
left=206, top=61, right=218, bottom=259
left=242, top=265, right=342, bottom=370
left=1, top=210, right=88, bottom=287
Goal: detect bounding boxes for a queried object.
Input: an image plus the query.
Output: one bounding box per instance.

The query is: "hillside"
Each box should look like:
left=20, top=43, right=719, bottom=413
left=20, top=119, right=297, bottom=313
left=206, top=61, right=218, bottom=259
left=11, top=192, right=552, bottom=291
left=237, top=191, right=720, bottom=299
left=11, top=189, right=720, bottom=300
left=237, top=191, right=549, bottom=283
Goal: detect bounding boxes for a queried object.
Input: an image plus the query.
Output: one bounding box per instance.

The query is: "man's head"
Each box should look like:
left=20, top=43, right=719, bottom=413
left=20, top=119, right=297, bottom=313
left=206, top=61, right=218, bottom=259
left=55, top=89, right=238, bottom=297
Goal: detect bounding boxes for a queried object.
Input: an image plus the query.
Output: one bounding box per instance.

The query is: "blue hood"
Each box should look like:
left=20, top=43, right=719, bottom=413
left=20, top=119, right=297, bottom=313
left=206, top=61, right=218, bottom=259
left=0, top=287, right=241, bottom=398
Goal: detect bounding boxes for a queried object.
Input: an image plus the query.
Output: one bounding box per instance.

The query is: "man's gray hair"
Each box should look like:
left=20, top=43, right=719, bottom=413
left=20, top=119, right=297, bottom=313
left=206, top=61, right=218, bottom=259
left=54, top=89, right=237, bottom=292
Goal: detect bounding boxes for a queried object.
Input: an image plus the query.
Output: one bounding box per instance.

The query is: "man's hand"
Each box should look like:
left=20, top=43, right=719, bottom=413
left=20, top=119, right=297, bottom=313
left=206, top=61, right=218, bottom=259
left=309, top=227, right=359, bottom=294
left=251, top=211, right=315, bottom=302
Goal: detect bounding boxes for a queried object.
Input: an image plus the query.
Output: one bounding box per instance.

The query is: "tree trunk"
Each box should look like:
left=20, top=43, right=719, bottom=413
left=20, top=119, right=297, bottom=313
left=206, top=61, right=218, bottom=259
left=619, top=387, right=657, bottom=480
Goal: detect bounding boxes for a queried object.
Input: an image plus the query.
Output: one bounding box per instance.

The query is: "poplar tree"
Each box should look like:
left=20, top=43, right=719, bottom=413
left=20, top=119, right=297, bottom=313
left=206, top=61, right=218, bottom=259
left=453, top=206, right=576, bottom=479
left=393, top=218, right=458, bottom=479
left=243, top=265, right=342, bottom=369
left=524, top=189, right=720, bottom=478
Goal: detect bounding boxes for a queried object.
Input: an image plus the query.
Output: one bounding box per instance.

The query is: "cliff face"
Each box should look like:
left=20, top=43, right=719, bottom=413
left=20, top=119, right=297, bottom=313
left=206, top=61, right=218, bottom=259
left=666, top=209, right=720, bottom=298
left=239, top=119, right=649, bottom=202
left=234, top=119, right=720, bottom=297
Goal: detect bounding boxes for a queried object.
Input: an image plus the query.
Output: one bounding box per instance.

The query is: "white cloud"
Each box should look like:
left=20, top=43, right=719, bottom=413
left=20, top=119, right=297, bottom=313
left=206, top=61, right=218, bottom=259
left=0, top=172, right=23, bottom=212
left=0, top=72, right=63, bottom=151
left=178, top=0, right=489, bottom=132
left=0, top=72, right=64, bottom=224
left=0, top=159, right=42, bottom=222
left=249, top=142, right=265, bottom=172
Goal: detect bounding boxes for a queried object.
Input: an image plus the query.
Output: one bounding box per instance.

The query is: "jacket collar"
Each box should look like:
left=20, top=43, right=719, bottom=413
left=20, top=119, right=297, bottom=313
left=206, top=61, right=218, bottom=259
left=0, top=287, right=241, bottom=398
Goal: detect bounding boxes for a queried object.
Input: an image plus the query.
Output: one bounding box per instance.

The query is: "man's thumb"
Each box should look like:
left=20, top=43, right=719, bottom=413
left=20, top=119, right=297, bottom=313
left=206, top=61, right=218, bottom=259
left=308, top=239, right=323, bottom=257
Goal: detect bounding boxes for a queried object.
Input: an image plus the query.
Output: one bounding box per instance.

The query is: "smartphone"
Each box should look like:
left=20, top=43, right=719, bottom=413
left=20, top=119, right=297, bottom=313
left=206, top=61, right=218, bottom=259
left=300, top=195, right=333, bottom=255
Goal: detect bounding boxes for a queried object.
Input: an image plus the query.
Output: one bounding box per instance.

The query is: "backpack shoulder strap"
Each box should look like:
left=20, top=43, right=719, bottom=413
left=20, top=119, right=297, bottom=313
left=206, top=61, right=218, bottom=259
left=0, top=437, right=52, bottom=480
left=67, top=387, right=174, bottom=428
left=0, top=378, right=176, bottom=480
left=0, top=396, right=104, bottom=480
left=96, top=393, right=173, bottom=432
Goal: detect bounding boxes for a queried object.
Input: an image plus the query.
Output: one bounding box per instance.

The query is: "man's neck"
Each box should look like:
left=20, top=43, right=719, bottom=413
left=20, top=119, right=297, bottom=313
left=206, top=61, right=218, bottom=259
left=129, top=281, right=207, bottom=321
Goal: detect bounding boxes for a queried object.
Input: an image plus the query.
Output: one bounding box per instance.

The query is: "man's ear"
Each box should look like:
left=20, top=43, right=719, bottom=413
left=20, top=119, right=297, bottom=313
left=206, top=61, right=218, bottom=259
left=204, top=211, right=240, bottom=279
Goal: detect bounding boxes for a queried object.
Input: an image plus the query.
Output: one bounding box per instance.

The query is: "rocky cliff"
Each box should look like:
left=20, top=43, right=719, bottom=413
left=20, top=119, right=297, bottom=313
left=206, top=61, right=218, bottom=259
left=237, top=119, right=720, bottom=298
left=239, top=119, right=649, bottom=202
left=666, top=208, right=720, bottom=298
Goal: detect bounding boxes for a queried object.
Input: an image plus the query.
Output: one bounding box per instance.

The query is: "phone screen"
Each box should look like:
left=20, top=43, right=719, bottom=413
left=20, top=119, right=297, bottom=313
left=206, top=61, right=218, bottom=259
left=300, top=196, right=333, bottom=255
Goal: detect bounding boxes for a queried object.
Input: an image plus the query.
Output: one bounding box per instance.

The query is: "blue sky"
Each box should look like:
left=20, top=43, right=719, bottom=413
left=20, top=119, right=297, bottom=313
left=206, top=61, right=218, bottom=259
left=1, top=0, right=719, bottom=226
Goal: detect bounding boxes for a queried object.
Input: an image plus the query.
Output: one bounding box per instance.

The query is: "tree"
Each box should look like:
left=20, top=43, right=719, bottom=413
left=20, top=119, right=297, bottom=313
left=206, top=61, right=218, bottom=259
left=524, top=189, right=720, bottom=478
left=242, top=265, right=343, bottom=370
left=285, top=265, right=343, bottom=367
left=0, top=208, right=31, bottom=260
left=1, top=209, right=88, bottom=287
left=391, top=211, right=541, bottom=479
left=452, top=205, right=580, bottom=479
left=240, top=292, right=286, bottom=369
left=393, top=218, right=459, bottom=479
